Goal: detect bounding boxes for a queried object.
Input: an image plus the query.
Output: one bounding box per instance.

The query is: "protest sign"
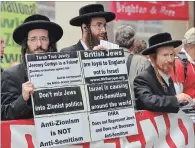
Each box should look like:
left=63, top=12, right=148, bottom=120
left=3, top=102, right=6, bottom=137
left=25, top=49, right=137, bottom=148
left=34, top=113, right=90, bottom=147
left=87, top=81, right=132, bottom=111
left=80, top=49, right=128, bottom=84
left=86, top=80, right=135, bottom=141
left=89, top=108, right=137, bottom=141
left=26, top=51, right=83, bottom=88
left=32, top=86, right=86, bottom=116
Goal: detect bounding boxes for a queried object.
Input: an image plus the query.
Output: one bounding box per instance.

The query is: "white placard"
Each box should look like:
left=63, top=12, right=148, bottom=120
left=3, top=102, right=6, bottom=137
left=100, top=40, right=119, bottom=49
left=89, top=108, right=138, bottom=141
left=80, top=49, right=128, bottom=84
left=26, top=52, right=83, bottom=88
left=34, top=113, right=90, bottom=148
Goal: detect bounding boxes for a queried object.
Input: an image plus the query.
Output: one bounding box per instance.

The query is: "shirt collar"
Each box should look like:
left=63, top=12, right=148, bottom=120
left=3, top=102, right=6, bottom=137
left=80, top=40, right=89, bottom=50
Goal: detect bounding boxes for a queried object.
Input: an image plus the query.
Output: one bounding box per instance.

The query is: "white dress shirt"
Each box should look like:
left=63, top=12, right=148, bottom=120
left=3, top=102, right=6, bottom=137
left=158, top=70, right=170, bottom=86
left=80, top=40, right=89, bottom=50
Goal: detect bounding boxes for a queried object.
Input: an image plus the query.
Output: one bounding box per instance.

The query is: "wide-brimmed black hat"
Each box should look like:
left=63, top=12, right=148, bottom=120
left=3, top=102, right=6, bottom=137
left=70, top=4, right=116, bottom=26
left=142, top=32, right=182, bottom=55
left=13, top=14, right=63, bottom=45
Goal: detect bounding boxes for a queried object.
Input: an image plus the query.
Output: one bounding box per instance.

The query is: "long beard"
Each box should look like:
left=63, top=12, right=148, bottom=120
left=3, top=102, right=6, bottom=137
left=90, top=33, right=106, bottom=48
left=91, top=37, right=100, bottom=47
left=156, top=62, right=173, bottom=74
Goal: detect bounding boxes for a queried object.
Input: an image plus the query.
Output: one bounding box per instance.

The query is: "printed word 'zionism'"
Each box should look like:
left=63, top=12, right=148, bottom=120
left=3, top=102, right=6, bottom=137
left=41, top=118, right=79, bottom=128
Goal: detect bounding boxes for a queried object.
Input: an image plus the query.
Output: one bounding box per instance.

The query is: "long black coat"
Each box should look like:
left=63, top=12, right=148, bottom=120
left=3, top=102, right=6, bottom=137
left=133, top=65, right=179, bottom=113
left=61, top=40, right=85, bottom=52
left=1, top=63, right=33, bottom=120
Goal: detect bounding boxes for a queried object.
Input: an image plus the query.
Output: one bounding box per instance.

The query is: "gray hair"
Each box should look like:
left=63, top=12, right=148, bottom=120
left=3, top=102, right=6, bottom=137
left=114, top=25, right=135, bottom=49
left=133, top=40, right=147, bottom=55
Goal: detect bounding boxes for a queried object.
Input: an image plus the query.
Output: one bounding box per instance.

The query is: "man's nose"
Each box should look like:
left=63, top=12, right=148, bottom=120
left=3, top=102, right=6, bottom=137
left=36, top=39, right=41, bottom=47
left=167, top=55, right=173, bottom=62
left=100, top=26, right=106, bottom=33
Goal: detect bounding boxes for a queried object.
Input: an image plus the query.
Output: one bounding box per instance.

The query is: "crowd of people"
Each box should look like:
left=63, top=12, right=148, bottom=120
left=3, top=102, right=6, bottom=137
left=1, top=4, right=195, bottom=120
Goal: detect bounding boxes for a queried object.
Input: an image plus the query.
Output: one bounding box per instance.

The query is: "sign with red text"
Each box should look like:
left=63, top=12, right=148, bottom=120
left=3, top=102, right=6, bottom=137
left=110, top=1, right=189, bottom=20
left=1, top=111, right=195, bottom=148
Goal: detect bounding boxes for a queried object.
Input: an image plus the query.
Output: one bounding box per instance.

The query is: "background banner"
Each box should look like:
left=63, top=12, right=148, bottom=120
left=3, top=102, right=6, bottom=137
left=0, top=1, right=38, bottom=69
left=110, top=1, right=189, bottom=21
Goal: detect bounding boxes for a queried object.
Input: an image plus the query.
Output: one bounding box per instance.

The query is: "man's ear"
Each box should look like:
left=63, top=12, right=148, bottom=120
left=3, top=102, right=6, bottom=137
left=82, top=24, right=88, bottom=31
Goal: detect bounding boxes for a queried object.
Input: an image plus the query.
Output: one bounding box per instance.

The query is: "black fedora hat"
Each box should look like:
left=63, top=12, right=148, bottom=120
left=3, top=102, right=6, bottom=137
left=70, top=4, right=116, bottom=27
left=142, top=32, right=182, bottom=55
left=13, top=14, right=63, bottom=45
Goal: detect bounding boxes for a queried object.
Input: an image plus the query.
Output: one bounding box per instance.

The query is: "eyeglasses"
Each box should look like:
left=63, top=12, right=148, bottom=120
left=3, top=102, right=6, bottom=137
left=28, top=36, right=49, bottom=44
left=91, top=23, right=108, bottom=30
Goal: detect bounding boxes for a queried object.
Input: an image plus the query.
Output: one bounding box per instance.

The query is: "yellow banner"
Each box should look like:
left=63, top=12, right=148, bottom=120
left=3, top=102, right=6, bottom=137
left=0, top=1, right=38, bottom=69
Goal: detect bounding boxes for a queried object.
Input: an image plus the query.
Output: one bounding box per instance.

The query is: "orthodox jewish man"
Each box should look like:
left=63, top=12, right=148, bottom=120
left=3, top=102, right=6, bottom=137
left=1, top=14, right=63, bottom=120
left=133, top=33, right=193, bottom=113
left=61, top=4, right=116, bottom=52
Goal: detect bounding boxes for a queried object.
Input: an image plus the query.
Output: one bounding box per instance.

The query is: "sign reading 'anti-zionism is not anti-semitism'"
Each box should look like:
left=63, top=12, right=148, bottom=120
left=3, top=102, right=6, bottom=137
left=25, top=49, right=138, bottom=148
